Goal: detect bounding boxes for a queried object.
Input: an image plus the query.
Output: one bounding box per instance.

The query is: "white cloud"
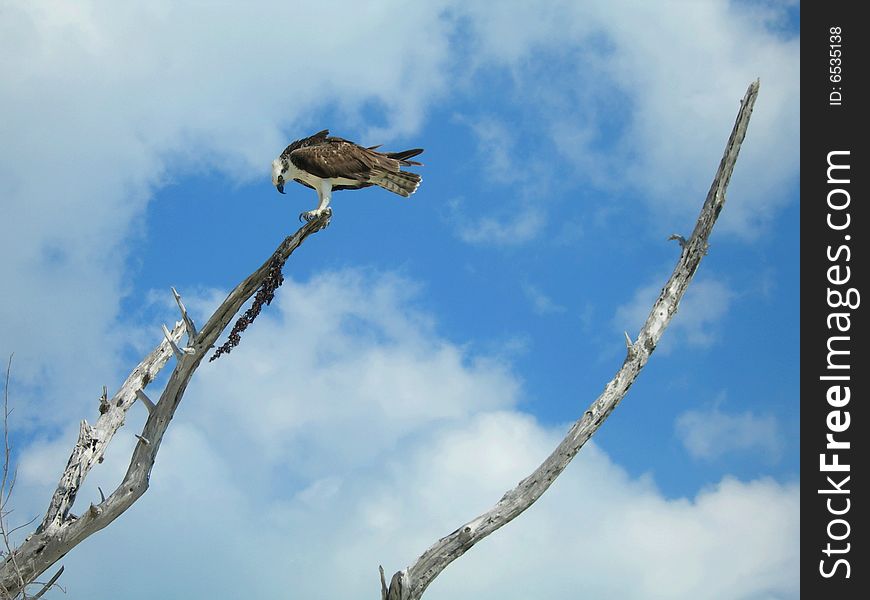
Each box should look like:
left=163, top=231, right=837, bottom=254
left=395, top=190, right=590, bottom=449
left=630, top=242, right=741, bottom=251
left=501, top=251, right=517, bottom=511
left=1, top=1, right=797, bottom=428
left=451, top=114, right=570, bottom=246
left=456, top=115, right=523, bottom=184
left=442, top=0, right=797, bottom=247
left=522, top=282, right=567, bottom=315
left=17, top=418, right=800, bottom=599
left=614, top=274, right=735, bottom=353
left=447, top=198, right=547, bottom=246
left=11, top=271, right=797, bottom=599
left=0, top=0, right=454, bottom=427
left=676, top=401, right=785, bottom=462
left=455, top=0, right=798, bottom=237
left=185, top=270, right=522, bottom=477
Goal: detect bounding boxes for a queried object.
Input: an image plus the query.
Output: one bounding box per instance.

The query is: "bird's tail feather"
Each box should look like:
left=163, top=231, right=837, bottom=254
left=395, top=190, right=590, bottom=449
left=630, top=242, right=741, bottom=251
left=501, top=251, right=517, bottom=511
left=371, top=169, right=422, bottom=197
left=385, top=148, right=424, bottom=166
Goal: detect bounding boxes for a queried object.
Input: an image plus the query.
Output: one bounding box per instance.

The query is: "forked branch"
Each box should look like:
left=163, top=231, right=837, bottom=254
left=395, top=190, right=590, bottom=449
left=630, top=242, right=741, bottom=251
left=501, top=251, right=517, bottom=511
left=0, top=213, right=330, bottom=596
left=383, top=80, right=760, bottom=600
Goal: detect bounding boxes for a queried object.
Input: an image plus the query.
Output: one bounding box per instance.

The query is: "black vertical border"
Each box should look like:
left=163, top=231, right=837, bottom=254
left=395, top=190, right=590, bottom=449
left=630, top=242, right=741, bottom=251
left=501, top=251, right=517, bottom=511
left=802, top=2, right=866, bottom=597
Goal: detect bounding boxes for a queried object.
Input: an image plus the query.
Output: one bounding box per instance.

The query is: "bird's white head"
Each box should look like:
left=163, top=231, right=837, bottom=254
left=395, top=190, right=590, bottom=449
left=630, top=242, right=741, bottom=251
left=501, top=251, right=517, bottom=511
left=271, top=158, right=289, bottom=194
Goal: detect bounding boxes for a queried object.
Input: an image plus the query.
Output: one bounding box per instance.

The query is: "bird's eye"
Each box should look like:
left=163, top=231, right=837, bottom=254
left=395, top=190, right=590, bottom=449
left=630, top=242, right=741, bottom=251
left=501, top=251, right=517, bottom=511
left=281, top=167, right=288, bottom=174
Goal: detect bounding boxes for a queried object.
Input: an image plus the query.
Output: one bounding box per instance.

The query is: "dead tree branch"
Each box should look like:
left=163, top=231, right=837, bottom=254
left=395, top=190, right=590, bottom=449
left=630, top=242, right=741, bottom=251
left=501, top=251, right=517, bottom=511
left=383, top=80, right=760, bottom=600
left=1, top=355, right=25, bottom=600
left=0, top=213, right=330, bottom=595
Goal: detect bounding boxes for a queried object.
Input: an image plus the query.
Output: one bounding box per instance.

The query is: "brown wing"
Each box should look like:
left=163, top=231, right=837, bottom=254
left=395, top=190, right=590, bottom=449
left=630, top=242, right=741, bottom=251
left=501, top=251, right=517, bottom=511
left=283, top=131, right=424, bottom=181
left=280, top=129, right=329, bottom=160
left=288, top=138, right=379, bottom=180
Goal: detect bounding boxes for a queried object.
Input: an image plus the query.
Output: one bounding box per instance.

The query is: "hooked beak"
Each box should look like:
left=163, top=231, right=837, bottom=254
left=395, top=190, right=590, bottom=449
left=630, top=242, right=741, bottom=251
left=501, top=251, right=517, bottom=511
left=276, top=183, right=285, bottom=194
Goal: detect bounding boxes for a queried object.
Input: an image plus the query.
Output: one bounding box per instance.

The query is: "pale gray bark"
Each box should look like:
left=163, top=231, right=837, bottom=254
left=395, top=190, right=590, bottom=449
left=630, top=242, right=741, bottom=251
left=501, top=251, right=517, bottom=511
left=382, top=80, right=760, bottom=600
left=0, top=215, right=330, bottom=596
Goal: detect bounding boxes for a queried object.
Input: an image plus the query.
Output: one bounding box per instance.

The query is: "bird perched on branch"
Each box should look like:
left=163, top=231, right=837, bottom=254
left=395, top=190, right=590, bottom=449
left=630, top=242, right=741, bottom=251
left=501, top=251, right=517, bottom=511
left=271, top=130, right=424, bottom=223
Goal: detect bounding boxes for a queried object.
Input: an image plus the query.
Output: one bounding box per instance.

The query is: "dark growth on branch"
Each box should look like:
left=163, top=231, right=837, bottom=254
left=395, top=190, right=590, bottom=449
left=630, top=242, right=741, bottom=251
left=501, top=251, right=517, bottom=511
left=1, top=212, right=329, bottom=596
left=209, top=249, right=289, bottom=361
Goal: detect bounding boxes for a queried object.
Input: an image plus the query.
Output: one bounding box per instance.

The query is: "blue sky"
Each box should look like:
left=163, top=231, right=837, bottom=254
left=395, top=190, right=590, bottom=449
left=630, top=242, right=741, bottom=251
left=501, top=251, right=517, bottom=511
left=1, top=1, right=799, bottom=598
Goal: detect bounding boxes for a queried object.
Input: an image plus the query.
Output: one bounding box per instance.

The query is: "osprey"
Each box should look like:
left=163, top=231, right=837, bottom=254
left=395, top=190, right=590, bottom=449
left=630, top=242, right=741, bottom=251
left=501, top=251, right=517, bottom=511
left=271, top=130, right=424, bottom=222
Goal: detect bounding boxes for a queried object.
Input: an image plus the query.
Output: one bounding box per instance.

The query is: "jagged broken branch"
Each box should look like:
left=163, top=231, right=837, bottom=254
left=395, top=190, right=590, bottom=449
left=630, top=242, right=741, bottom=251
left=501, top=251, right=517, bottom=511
left=382, top=79, right=760, bottom=600
left=0, top=213, right=330, bottom=596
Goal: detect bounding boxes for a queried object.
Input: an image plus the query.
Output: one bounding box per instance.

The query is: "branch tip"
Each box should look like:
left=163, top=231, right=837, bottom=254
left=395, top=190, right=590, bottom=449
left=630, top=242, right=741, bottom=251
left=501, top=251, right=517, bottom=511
left=162, top=324, right=185, bottom=361
left=667, top=234, right=687, bottom=248
left=135, top=389, right=155, bottom=413
left=171, top=286, right=198, bottom=342
left=30, top=565, right=64, bottom=600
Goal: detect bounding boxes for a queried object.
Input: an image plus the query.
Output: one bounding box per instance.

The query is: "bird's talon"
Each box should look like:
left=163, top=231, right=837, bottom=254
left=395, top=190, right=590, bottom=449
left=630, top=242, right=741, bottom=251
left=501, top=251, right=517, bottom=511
left=298, top=209, right=331, bottom=224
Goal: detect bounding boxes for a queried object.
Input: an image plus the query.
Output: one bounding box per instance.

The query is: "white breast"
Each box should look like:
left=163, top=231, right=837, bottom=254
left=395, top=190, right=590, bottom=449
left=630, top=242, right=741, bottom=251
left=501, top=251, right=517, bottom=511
left=288, top=162, right=323, bottom=188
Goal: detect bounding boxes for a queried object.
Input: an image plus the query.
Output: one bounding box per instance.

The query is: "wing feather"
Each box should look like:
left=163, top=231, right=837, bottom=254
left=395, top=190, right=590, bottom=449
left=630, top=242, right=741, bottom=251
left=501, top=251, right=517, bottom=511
left=289, top=139, right=376, bottom=180
left=280, top=129, right=329, bottom=159
left=279, top=131, right=425, bottom=184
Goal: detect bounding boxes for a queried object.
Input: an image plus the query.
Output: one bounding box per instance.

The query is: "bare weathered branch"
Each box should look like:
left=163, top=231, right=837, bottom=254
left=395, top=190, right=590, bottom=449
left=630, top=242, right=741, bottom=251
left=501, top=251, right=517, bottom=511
left=171, top=286, right=198, bottom=343
left=135, top=389, right=155, bottom=413
left=384, top=80, right=760, bottom=600
left=379, top=565, right=389, bottom=600
left=0, top=213, right=329, bottom=595
left=162, top=323, right=187, bottom=361
left=35, top=322, right=185, bottom=536
left=2, top=354, right=27, bottom=600
left=30, top=565, right=64, bottom=600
